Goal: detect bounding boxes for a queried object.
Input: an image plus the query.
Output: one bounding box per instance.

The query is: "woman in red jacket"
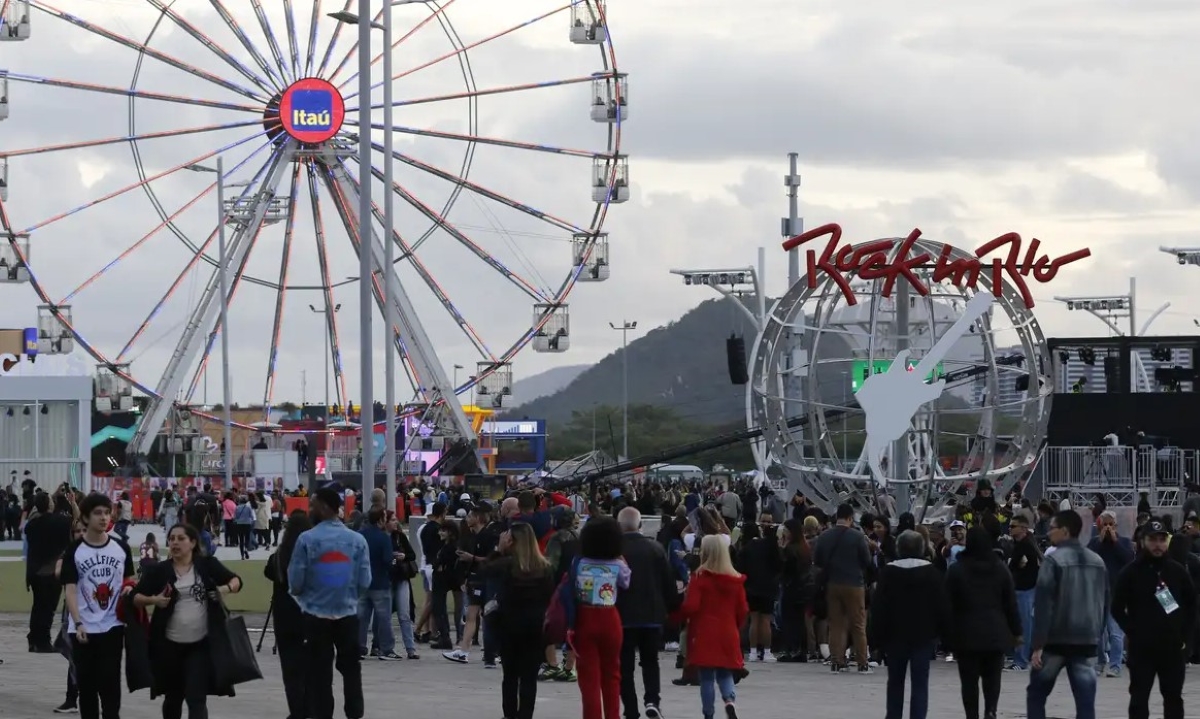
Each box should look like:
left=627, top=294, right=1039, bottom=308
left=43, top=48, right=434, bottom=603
left=679, top=534, right=747, bottom=719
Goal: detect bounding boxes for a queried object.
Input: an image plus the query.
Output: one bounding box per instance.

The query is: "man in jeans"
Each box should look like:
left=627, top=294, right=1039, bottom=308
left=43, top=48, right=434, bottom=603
left=289, top=488, right=372, bottom=719
left=1007, top=514, right=1041, bottom=669
left=1027, top=510, right=1108, bottom=719
left=1086, top=509, right=1135, bottom=676
left=814, top=503, right=873, bottom=673
left=357, top=508, right=400, bottom=660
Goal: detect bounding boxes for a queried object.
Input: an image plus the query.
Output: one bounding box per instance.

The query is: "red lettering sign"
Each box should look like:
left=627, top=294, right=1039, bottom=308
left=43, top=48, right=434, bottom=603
left=780, top=224, right=1090, bottom=308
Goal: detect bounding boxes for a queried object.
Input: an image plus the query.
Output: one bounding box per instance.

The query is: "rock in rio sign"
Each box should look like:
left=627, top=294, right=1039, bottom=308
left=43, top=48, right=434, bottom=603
left=781, top=223, right=1092, bottom=308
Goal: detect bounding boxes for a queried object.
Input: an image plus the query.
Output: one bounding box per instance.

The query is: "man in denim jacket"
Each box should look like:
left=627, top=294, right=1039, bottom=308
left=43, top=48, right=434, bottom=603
left=289, top=488, right=372, bottom=719
left=1027, top=510, right=1109, bottom=719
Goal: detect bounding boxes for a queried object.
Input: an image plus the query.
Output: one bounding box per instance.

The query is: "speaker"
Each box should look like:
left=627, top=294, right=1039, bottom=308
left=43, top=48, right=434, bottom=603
left=1103, top=356, right=1120, bottom=388
left=726, top=334, right=748, bottom=385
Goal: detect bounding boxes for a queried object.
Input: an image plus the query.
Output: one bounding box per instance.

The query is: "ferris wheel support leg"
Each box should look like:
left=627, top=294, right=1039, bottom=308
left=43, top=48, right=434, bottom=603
left=131, top=150, right=293, bottom=457
left=324, top=162, right=480, bottom=459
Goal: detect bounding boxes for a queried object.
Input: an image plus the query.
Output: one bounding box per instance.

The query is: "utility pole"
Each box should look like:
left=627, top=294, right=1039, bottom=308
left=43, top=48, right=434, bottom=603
left=216, top=156, right=233, bottom=492
left=782, top=154, right=803, bottom=453
left=609, top=320, right=638, bottom=459
left=355, top=0, right=376, bottom=495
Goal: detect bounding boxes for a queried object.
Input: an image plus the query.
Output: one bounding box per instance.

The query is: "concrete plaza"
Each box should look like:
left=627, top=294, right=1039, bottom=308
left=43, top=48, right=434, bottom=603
left=0, top=615, right=1195, bottom=719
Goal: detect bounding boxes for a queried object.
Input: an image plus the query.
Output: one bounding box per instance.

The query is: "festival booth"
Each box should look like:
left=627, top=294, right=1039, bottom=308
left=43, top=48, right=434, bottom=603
left=0, top=350, right=93, bottom=492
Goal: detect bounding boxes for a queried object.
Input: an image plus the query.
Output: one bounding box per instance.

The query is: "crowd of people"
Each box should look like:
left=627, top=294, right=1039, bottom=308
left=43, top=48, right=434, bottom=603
left=6, top=473, right=1200, bottom=719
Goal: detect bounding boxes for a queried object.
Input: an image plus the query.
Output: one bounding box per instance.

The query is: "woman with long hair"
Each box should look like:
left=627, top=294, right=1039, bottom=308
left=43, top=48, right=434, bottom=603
left=573, top=516, right=630, bottom=719
left=777, top=518, right=813, bottom=662
left=491, top=522, right=555, bottom=719
left=736, top=520, right=780, bottom=662
left=679, top=534, right=747, bottom=719
left=385, top=510, right=420, bottom=659
left=265, top=509, right=312, bottom=719
left=945, top=527, right=1021, bottom=719
left=430, top=520, right=464, bottom=647
left=132, top=522, right=243, bottom=719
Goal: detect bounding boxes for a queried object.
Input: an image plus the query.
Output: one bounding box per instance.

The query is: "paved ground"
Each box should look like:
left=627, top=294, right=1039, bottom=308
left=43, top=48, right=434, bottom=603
left=0, top=615, right=1195, bottom=719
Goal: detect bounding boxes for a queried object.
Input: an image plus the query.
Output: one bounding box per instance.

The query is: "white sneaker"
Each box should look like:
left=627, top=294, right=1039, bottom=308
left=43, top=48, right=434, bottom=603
left=945, top=653, right=955, bottom=663
left=442, top=649, right=469, bottom=664
left=645, top=703, right=662, bottom=719
left=664, top=642, right=680, bottom=652
left=761, top=650, right=774, bottom=662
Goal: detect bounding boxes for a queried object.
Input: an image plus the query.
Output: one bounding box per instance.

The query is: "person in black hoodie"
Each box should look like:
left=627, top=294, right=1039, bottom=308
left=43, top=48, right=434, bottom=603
left=1006, top=514, right=1041, bottom=670
left=1111, top=521, right=1196, bottom=719
left=945, top=527, right=1021, bottom=719
left=264, top=509, right=313, bottom=719
left=24, top=491, right=72, bottom=652
left=1165, top=533, right=1200, bottom=664
left=776, top=518, right=814, bottom=662
left=870, top=530, right=949, bottom=719
left=735, top=520, right=780, bottom=663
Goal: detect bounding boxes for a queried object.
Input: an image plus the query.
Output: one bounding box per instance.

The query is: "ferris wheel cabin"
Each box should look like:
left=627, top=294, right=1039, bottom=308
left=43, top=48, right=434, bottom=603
left=0, top=72, right=9, bottom=121
left=1, top=1, right=30, bottom=41
left=591, top=73, right=628, bottom=124
left=572, top=232, right=609, bottom=281
left=0, top=233, right=29, bottom=283
left=474, top=361, right=513, bottom=409
left=592, top=156, right=629, bottom=203
left=532, top=304, right=570, bottom=353
left=94, top=364, right=134, bottom=413
left=570, top=0, right=607, bottom=44
left=36, top=305, right=74, bottom=355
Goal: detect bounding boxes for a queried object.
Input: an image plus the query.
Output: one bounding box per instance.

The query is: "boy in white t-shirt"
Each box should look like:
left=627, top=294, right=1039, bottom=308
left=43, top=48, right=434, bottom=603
left=60, top=493, right=135, bottom=719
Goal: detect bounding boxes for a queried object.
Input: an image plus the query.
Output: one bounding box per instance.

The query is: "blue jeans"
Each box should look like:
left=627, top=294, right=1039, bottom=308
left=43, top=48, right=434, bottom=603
left=1026, top=651, right=1096, bottom=719
left=391, top=580, right=416, bottom=653
left=697, top=668, right=736, bottom=718
left=884, top=641, right=934, bottom=719
left=1097, top=613, right=1124, bottom=670
left=1013, top=589, right=1035, bottom=668
left=357, top=588, right=394, bottom=654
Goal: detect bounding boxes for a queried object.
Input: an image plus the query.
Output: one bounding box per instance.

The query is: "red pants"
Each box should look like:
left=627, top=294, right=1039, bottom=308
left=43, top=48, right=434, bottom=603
left=574, top=606, right=623, bottom=719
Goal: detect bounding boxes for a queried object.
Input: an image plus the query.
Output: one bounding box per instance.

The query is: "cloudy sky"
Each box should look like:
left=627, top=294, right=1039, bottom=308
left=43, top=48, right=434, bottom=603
left=1, top=0, right=1198, bottom=420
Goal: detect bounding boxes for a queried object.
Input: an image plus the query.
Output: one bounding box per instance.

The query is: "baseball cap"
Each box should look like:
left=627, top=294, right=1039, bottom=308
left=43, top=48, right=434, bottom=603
left=949, top=520, right=967, bottom=529
left=1145, top=521, right=1169, bottom=537
left=460, top=492, right=471, bottom=502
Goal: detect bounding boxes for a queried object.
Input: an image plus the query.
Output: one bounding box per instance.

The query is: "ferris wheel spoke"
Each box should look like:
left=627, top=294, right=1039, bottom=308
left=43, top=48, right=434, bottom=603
left=354, top=74, right=603, bottom=112
left=346, top=2, right=574, bottom=100
left=3, top=120, right=264, bottom=160
left=349, top=157, right=551, bottom=302
left=332, top=0, right=459, bottom=90
left=351, top=118, right=596, bottom=161
left=366, top=139, right=581, bottom=234
left=303, top=0, right=323, bottom=77
left=3, top=73, right=266, bottom=114
left=342, top=163, right=495, bottom=360
left=19, top=130, right=267, bottom=235
left=32, top=2, right=269, bottom=103
left=319, top=167, right=426, bottom=396
left=281, top=0, right=303, bottom=81
left=261, top=163, right=304, bottom=412
left=143, top=0, right=280, bottom=97
left=314, top=0, right=353, bottom=78
left=116, top=148, right=283, bottom=363
left=250, top=0, right=293, bottom=86
left=59, top=140, right=275, bottom=305
left=207, top=0, right=288, bottom=89
left=305, top=161, right=350, bottom=408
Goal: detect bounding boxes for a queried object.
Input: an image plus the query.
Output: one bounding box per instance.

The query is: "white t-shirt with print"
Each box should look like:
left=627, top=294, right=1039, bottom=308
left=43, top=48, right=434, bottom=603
left=60, top=536, right=135, bottom=635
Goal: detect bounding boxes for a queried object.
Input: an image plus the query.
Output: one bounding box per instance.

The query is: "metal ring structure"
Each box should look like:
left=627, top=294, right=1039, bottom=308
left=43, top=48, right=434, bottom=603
left=749, top=238, right=1054, bottom=507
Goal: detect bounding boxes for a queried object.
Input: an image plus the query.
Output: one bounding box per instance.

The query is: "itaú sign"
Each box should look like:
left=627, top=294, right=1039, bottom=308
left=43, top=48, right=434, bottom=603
left=782, top=224, right=1091, bottom=308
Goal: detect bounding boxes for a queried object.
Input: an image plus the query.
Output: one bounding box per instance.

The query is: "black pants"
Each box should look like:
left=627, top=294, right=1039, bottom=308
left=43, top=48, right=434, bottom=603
left=620, top=626, right=662, bottom=718
left=276, top=630, right=308, bottom=719
left=955, top=649, right=1004, bottom=719
left=303, top=614, right=363, bottom=719
left=1128, top=648, right=1186, bottom=719
left=778, top=591, right=807, bottom=655
left=499, top=631, right=543, bottom=719
left=160, top=638, right=212, bottom=719
left=430, top=577, right=461, bottom=643
left=72, top=627, right=124, bottom=719
left=223, top=519, right=236, bottom=546
left=28, top=573, right=61, bottom=647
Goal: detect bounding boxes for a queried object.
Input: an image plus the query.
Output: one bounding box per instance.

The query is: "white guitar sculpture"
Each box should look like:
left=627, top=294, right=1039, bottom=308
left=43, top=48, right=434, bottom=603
left=855, top=291, right=995, bottom=485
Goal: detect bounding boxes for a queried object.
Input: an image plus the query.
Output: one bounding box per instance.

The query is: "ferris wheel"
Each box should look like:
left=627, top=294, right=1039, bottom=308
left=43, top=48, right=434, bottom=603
left=0, top=0, right=627, bottom=456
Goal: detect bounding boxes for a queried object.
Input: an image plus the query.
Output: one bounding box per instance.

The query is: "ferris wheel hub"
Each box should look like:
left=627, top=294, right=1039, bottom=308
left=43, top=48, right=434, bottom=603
left=263, top=78, right=347, bottom=146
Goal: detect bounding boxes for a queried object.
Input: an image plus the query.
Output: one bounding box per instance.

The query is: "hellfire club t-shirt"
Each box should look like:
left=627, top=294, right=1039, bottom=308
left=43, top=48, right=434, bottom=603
left=59, top=536, right=135, bottom=635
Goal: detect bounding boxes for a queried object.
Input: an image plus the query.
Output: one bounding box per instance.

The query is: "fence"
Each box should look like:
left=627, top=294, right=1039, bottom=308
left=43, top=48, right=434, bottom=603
left=1039, top=445, right=1195, bottom=508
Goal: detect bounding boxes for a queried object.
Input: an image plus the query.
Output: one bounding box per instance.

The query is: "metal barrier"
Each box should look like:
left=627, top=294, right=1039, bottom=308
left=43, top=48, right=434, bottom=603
left=1040, top=445, right=1195, bottom=507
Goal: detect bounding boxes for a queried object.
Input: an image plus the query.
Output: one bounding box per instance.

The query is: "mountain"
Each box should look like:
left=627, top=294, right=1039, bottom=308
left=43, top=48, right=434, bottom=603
left=502, top=298, right=772, bottom=427
left=509, top=364, right=590, bottom=407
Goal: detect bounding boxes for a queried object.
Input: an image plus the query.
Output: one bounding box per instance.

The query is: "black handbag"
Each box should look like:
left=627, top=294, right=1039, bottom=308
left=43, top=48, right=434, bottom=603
left=210, top=601, right=263, bottom=688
